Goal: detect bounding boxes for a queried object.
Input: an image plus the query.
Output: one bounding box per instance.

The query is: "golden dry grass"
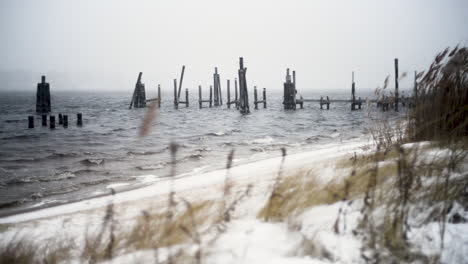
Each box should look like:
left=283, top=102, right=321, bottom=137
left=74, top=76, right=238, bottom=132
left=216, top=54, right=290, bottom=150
left=257, top=154, right=399, bottom=222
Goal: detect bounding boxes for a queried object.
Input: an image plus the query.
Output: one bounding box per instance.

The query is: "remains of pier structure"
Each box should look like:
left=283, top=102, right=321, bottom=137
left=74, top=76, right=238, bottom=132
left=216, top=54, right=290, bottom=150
left=174, top=66, right=189, bottom=109
left=227, top=79, right=239, bottom=109
left=213, top=68, right=223, bottom=106
left=351, top=71, right=362, bottom=110
left=237, top=57, right=250, bottom=114
left=129, top=72, right=147, bottom=109
left=319, top=96, right=330, bottom=110
left=283, top=69, right=297, bottom=110
left=36, top=76, right=51, bottom=113
left=198, top=85, right=213, bottom=108
left=145, top=84, right=161, bottom=108
left=253, top=86, right=267, bottom=109
left=394, top=58, right=399, bottom=112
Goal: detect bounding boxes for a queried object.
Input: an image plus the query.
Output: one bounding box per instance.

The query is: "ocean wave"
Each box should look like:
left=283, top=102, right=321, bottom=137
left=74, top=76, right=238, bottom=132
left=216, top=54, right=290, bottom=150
left=4, top=119, right=21, bottom=123
left=1, top=135, right=40, bottom=140
left=5, top=177, right=38, bottom=185
left=43, top=185, right=81, bottom=196
left=127, top=150, right=163, bottom=156
left=252, top=136, right=275, bottom=144
left=136, top=163, right=166, bottom=171
left=80, top=179, right=111, bottom=186
left=0, top=200, right=24, bottom=209
left=47, top=152, right=79, bottom=159
left=74, top=169, right=100, bottom=175
left=206, top=131, right=228, bottom=136
left=80, top=158, right=105, bottom=166
left=39, top=171, right=76, bottom=182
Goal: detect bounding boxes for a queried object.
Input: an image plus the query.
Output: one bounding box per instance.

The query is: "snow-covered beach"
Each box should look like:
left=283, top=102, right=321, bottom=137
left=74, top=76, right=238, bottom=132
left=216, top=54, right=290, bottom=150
left=1, top=138, right=467, bottom=264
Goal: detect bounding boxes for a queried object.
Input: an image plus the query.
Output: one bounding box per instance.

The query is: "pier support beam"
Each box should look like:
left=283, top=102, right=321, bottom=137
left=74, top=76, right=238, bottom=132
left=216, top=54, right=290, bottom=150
left=36, top=76, right=51, bottom=113
left=394, top=58, right=399, bottom=112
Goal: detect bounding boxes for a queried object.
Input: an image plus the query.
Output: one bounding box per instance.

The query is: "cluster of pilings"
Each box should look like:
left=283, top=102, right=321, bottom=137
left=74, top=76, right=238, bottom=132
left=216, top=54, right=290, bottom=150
left=213, top=67, right=223, bottom=106
left=122, top=57, right=413, bottom=114
left=28, top=113, right=83, bottom=129
left=283, top=69, right=297, bottom=110
left=129, top=72, right=161, bottom=109
left=129, top=72, right=146, bottom=109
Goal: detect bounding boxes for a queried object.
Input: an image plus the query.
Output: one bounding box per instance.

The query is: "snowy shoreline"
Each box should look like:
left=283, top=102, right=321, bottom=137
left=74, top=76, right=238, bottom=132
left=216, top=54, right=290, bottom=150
left=0, top=138, right=370, bottom=224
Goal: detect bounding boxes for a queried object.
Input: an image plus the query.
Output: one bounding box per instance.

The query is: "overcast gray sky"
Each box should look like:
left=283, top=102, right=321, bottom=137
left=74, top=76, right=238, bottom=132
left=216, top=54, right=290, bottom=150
left=1, top=0, right=467, bottom=93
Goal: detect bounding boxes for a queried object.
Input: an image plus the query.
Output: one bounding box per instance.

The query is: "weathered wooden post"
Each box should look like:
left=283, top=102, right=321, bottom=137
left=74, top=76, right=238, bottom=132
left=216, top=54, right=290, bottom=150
left=63, top=115, right=68, bottom=128
left=49, top=115, right=55, bottom=129
left=283, top=69, right=296, bottom=110
left=218, top=74, right=223, bottom=106
left=198, top=85, right=202, bottom=109
left=235, top=78, right=239, bottom=109
left=351, top=71, right=356, bottom=111
left=42, top=114, right=47, bottom=126
left=77, top=113, right=83, bottom=126
left=213, top=68, right=219, bottom=106
left=358, top=97, right=362, bottom=110
left=320, top=97, right=323, bottom=109
left=177, top=66, right=185, bottom=100
left=58, top=113, right=63, bottom=125
left=227, top=80, right=231, bottom=109
left=327, top=96, right=330, bottom=110
left=129, top=72, right=147, bottom=109
left=395, top=58, right=399, bottom=112
left=173, top=79, right=179, bottom=109
left=185, top=88, right=189, bottom=107
left=413, top=70, right=418, bottom=107
left=36, top=76, right=51, bottom=113
left=158, top=84, right=161, bottom=108
left=263, top=88, right=266, bottom=108
left=28, top=116, right=34, bottom=128
left=254, top=86, right=258, bottom=110
left=209, top=86, right=213, bottom=107
left=238, top=57, right=250, bottom=114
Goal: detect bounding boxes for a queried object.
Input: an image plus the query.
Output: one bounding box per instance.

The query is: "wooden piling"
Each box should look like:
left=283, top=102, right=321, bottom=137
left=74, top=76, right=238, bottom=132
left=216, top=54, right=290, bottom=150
left=283, top=69, right=296, bottom=110
left=158, top=84, right=161, bottom=108
left=254, top=86, right=258, bottom=110
left=238, top=57, right=250, bottom=114
left=227, top=80, right=231, bottom=109
left=263, top=88, right=267, bottom=108
left=36, top=76, right=51, bottom=113
left=59, top=113, right=63, bottom=125
left=198, top=85, right=202, bottom=109
left=213, top=68, right=219, bottom=106
left=209, top=86, right=213, bottom=107
left=42, top=115, right=47, bottom=126
left=129, top=72, right=146, bottom=109
left=177, top=66, right=185, bottom=100
left=414, top=71, right=418, bottom=107
left=63, top=115, right=68, bottom=128
left=49, top=115, right=55, bottom=129
left=235, top=78, right=239, bottom=109
left=395, top=58, right=399, bottom=112
left=174, top=79, right=179, bottom=109
left=28, top=116, right=34, bottom=128
left=185, top=88, right=189, bottom=107
left=77, top=113, right=83, bottom=126
left=351, top=71, right=356, bottom=111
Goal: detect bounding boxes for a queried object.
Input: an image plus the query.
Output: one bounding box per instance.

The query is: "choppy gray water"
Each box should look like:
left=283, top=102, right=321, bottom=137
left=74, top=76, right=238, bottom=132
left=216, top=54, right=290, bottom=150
left=0, top=90, right=378, bottom=216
